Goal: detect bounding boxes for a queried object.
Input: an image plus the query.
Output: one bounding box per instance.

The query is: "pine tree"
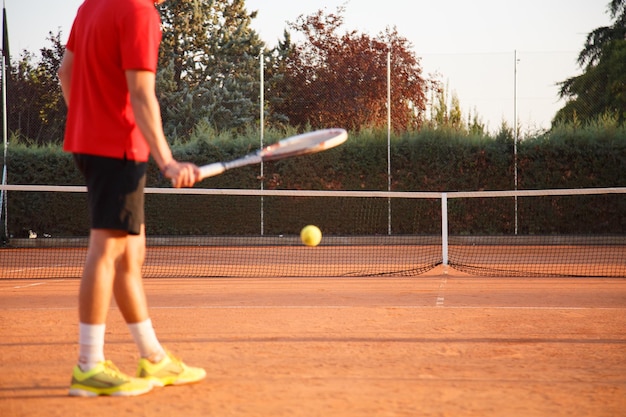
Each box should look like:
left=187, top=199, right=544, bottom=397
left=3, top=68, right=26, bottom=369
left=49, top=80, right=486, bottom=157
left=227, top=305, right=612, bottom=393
left=157, top=0, right=264, bottom=138
left=554, top=0, right=626, bottom=126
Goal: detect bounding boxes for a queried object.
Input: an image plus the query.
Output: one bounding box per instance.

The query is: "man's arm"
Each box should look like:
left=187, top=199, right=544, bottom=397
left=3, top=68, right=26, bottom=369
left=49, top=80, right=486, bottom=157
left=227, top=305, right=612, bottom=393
left=125, top=70, right=199, bottom=188
left=58, top=50, right=74, bottom=107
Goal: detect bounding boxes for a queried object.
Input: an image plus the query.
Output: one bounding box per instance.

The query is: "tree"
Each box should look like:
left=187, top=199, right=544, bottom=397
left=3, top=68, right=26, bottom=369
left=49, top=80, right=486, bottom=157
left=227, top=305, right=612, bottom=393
left=577, top=0, right=625, bottom=67
left=8, top=1, right=265, bottom=143
left=34, top=31, right=67, bottom=143
left=428, top=81, right=448, bottom=128
left=157, top=0, right=264, bottom=138
left=261, top=30, right=296, bottom=128
left=7, top=30, right=66, bottom=144
left=425, top=78, right=485, bottom=135
left=268, top=7, right=429, bottom=132
left=554, top=0, right=626, bottom=126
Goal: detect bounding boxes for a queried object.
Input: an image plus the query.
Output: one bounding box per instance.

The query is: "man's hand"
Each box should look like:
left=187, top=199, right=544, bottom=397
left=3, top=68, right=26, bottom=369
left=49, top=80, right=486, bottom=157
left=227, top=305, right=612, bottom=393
left=162, top=161, right=201, bottom=188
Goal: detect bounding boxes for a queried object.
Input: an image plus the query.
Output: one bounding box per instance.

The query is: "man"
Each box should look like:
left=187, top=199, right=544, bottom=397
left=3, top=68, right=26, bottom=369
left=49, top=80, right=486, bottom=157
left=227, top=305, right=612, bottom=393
left=58, top=0, right=205, bottom=397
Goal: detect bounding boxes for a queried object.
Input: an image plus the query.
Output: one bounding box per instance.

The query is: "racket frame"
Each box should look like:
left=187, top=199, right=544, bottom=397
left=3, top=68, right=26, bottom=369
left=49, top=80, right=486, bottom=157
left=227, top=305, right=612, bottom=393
left=197, top=128, right=347, bottom=181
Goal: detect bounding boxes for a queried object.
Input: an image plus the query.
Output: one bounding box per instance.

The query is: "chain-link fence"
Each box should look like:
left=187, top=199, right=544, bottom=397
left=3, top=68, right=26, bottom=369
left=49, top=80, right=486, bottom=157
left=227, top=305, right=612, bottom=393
left=420, top=50, right=582, bottom=133
left=1, top=45, right=624, bottom=245
left=2, top=46, right=617, bottom=146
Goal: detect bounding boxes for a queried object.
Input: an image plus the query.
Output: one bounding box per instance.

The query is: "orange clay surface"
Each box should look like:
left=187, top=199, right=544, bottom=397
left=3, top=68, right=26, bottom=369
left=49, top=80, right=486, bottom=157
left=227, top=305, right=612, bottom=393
left=1, top=272, right=625, bottom=417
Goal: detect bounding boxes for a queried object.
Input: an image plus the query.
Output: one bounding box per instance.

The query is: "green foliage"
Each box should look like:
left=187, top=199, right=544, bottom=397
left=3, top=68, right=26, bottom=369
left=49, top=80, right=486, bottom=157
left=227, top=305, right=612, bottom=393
left=4, top=141, right=81, bottom=184
left=157, top=0, right=264, bottom=137
left=5, top=120, right=624, bottom=239
left=521, top=115, right=626, bottom=188
left=268, top=6, right=429, bottom=132
left=555, top=0, right=626, bottom=126
left=8, top=121, right=623, bottom=192
left=4, top=30, right=67, bottom=145
left=425, top=80, right=487, bottom=135
left=555, top=40, right=626, bottom=126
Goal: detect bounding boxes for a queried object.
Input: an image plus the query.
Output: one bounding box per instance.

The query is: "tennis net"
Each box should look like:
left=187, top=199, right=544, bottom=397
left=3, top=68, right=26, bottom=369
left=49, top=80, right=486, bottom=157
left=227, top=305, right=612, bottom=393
left=1, top=185, right=625, bottom=279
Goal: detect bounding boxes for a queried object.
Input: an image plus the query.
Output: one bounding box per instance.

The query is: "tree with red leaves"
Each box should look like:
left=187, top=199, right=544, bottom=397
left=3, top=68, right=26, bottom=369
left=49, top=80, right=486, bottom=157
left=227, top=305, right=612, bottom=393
left=268, top=7, right=429, bottom=132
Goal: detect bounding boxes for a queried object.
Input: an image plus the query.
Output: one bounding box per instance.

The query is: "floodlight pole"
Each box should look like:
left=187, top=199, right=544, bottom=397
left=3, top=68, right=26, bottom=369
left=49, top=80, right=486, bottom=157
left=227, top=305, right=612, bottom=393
left=387, top=49, right=392, bottom=235
left=513, top=50, right=519, bottom=235
left=1, top=45, right=7, bottom=239
left=259, top=52, right=265, bottom=236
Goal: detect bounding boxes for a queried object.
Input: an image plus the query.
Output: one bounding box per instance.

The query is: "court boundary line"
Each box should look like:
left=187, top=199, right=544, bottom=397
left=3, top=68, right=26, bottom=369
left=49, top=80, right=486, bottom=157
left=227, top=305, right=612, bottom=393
left=2, top=305, right=624, bottom=312
left=436, top=275, right=448, bottom=307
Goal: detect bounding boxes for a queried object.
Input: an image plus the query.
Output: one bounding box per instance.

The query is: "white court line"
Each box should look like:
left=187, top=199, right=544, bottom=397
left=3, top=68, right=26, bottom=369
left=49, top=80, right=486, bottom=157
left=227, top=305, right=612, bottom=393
left=2, top=304, right=623, bottom=312
left=6, top=280, right=67, bottom=290
left=2, top=307, right=75, bottom=311
left=436, top=275, right=448, bottom=307
left=5, top=264, right=70, bottom=273
left=149, top=305, right=623, bottom=311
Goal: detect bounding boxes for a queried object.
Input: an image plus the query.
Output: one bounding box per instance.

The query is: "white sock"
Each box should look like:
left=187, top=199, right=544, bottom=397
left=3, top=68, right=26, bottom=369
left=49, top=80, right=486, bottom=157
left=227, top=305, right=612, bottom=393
left=128, top=319, right=165, bottom=362
left=78, top=323, right=106, bottom=371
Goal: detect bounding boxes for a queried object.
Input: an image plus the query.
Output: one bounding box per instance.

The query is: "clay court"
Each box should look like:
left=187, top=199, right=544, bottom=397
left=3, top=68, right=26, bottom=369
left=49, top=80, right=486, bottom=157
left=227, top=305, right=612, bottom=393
left=1, top=269, right=625, bottom=417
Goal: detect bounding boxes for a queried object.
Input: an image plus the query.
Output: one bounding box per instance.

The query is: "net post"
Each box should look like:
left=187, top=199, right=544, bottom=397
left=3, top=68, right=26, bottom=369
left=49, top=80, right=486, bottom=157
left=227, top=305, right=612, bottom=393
left=441, top=193, right=448, bottom=269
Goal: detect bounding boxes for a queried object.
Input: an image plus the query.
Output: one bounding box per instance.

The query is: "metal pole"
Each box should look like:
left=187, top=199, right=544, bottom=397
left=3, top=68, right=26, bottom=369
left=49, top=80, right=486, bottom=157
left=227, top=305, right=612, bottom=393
left=513, top=50, right=519, bottom=235
left=441, top=193, right=448, bottom=267
left=1, top=49, right=7, bottom=239
left=259, top=52, right=265, bottom=236
left=387, top=49, right=392, bottom=235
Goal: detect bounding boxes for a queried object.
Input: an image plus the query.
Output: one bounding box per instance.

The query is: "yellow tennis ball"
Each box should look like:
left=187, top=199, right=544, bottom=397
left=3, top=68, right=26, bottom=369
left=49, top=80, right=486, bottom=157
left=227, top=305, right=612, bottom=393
left=300, top=225, right=322, bottom=247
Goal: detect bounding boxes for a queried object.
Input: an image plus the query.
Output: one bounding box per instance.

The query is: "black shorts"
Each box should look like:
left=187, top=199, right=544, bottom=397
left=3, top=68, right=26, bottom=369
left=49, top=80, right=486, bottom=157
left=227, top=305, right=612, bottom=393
left=73, top=154, right=147, bottom=235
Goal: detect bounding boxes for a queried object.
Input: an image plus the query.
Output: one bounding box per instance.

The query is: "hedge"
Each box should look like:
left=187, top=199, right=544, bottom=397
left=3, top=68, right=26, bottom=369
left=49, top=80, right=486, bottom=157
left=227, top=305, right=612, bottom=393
left=2, top=125, right=625, bottom=239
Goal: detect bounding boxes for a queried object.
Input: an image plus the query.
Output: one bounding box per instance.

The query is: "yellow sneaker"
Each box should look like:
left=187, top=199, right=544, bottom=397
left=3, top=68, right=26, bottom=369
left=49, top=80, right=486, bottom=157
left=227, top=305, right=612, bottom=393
left=136, top=351, right=206, bottom=387
left=69, top=360, right=153, bottom=397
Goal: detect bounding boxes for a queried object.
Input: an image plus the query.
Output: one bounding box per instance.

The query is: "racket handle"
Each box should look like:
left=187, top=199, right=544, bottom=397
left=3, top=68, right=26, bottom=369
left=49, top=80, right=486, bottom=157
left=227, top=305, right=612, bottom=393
left=199, top=162, right=226, bottom=180
left=169, top=162, right=226, bottom=187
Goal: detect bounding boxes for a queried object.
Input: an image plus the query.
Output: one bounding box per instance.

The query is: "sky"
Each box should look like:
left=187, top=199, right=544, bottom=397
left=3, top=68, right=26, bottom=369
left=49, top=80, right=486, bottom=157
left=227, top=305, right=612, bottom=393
left=5, top=0, right=614, bottom=132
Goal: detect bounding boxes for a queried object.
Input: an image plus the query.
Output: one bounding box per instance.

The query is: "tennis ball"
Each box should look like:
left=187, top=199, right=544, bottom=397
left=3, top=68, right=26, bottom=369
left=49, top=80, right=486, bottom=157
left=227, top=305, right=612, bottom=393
left=300, top=225, right=322, bottom=247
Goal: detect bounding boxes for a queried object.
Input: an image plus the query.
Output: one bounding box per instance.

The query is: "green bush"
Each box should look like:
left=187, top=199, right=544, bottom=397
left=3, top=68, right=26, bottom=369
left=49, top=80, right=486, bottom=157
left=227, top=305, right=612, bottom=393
left=2, top=123, right=625, bottom=239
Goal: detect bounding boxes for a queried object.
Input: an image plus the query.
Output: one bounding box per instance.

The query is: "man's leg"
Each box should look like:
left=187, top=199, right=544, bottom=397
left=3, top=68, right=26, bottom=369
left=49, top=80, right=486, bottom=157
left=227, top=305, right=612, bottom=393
left=79, top=229, right=128, bottom=324
left=112, top=226, right=149, bottom=324
left=78, top=228, right=128, bottom=371
left=113, top=226, right=166, bottom=362
left=70, top=229, right=153, bottom=397
left=112, top=227, right=207, bottom=386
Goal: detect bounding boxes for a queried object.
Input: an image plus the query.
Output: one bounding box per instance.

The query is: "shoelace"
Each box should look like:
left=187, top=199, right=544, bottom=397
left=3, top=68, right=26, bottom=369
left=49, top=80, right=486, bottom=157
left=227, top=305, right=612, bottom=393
left=102, top=360, right=130, bottom=380
left=164, top=350, right=182, bottom=365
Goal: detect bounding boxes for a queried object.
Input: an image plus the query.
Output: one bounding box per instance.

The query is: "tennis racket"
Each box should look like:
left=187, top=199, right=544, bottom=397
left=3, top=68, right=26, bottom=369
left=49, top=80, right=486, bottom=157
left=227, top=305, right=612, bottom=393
left=193, top=128, right=348, bottom=182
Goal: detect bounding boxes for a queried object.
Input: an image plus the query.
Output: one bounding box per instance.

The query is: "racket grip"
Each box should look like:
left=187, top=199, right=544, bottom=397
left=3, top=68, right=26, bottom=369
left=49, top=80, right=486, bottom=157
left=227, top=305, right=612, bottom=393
left=199, top=162, right=226, bottom=180
left=169, top=162, right=226, bottom=186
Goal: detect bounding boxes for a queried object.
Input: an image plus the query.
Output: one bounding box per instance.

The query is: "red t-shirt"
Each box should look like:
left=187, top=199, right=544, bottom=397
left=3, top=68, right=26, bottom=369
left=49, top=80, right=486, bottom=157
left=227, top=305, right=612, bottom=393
left=63, top=0, right=162, bottom=162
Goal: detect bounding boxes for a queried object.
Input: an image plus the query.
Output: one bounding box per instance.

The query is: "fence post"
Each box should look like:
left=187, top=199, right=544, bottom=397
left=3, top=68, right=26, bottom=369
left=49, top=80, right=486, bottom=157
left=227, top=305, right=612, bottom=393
left=259, top=52, right=265, bottom=236
left=441, top=193, right=448, bottom=268
left=387, top=49, right=392, bottom=235
left=514, top=50, right=519, bottom=235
